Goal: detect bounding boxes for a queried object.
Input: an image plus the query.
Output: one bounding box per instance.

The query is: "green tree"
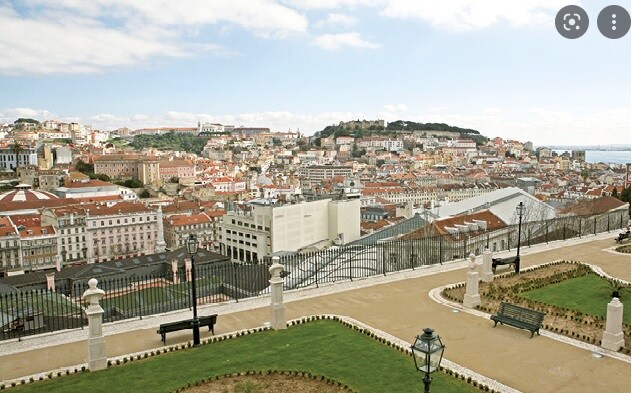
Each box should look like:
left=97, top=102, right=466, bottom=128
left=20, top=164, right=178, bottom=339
left=9, top=142, right=23, bottom=171
left=138, top=189, right=151, bottom=198
left=75, top=159, right=95, bottom=175
left=612, top=187, right=619, bottom=198
left=620, top=186, right=630, bottom=204
left=169, top=176, right=179, bottom=184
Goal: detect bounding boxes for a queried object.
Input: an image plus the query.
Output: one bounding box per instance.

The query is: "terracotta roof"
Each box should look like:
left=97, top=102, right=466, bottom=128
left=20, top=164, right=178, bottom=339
left=0, top=217, right=17, bottom=237
left=0, top=198, right=81, bottom=214
left=167, top=213, right=211, bottom=227
left=94, top=154, right=158, bottom=162
left=402, top=210, right=506, bottom=240
left=18, top=225, right=56, bottom=237
left=0, top=189, right=59, bottom=203
left=74, top=195, right=124, bottom=203
left=64, top=179, right=114, bottom=188
left=82, top=201, right=153, bottom=216
left=560, top=196, right=629, bottom=216
left=160, top=160, right=194, bottom=168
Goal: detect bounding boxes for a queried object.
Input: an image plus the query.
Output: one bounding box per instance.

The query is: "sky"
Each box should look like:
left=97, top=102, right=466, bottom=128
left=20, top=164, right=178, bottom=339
left=0, top=0, right=630, bottom=146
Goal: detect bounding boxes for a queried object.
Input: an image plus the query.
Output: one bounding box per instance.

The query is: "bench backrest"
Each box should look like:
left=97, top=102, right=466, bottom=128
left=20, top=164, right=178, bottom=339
left=199, top=314, right=217, bottom=325
left=498, top=302, right=544, bottom=326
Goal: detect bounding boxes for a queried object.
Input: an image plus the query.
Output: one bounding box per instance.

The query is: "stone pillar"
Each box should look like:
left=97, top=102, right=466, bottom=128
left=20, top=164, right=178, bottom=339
left=269, top=257, right=286, bottom=330
left=45, top=272, right=55, bottom=292
left=155, top=206, right=167, bottom=253
left=463, top=254, right=481, bottom=308
left=82, top=278, right=107, bottom=371
left=601, top=297, right=625, bottom=351
left=171, top=260, right=179, bottom=284
left=184, top=258, right=192, bottom=282
left=481, top=248, right=494, bottom=283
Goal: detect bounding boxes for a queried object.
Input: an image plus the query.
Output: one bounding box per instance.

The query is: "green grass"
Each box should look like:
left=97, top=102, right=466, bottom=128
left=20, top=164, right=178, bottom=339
left=100, top=277, right=220, bottom=313
left=10, top=320, right=479, bottom=393
left=1, top=292, right=82, bottom=316
left=520, top=274, right=631, bottom=323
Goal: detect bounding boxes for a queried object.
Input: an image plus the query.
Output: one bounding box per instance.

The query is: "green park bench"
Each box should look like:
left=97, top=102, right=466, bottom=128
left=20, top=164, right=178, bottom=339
left=490, top=302, right=544, bottom=338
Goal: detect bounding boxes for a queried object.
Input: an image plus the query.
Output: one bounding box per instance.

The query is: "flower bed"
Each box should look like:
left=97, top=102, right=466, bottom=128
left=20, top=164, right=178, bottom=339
left=442, top=261, right=631, bottom=353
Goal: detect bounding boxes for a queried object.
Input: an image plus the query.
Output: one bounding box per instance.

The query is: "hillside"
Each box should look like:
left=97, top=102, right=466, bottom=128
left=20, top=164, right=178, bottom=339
left=316, top=120, right=488, bottom=145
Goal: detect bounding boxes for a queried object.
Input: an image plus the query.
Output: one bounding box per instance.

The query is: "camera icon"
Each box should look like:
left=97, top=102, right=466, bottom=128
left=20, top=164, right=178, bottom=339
left=556, top=5, right=589, bottom=39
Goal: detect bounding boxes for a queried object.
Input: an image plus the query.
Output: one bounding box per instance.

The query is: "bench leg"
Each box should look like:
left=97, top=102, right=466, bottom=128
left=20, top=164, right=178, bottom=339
left=493, top=321, right=498, bottom=327
left=161, top=333, right=166, bottom=345
left=211, top=325, right=215, bottom=335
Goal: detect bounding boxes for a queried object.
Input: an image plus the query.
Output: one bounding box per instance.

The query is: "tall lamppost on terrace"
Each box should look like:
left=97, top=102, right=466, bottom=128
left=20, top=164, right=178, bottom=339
left=515, top=201, right=525, bottom=273
left=187, top=234, right=201, bottom=346
left=411, top=328, right=445, bottom=393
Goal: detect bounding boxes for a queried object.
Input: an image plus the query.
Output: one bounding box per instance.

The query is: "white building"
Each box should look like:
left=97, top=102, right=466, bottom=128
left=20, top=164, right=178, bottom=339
left=218, top=198, right=361, bottom=263
left=52, top=179, right=138, bottom=201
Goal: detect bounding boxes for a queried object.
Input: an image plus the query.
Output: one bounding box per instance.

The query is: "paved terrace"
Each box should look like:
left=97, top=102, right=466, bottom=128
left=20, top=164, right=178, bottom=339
left=1, top=233, right=630, bottom=393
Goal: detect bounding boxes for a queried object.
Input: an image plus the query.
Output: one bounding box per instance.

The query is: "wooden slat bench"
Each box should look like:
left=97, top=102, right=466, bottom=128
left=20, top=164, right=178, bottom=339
left=490, top=302, right=544, bottom=338
left=157, top=314, right=218, bottom=344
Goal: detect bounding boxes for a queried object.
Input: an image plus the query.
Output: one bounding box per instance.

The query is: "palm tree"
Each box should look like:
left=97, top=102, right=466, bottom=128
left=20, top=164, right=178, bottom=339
left=9, top=142, right=23, bottom=171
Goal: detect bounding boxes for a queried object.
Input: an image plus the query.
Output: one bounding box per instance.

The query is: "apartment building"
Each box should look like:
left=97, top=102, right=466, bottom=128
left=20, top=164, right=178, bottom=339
left=159, top=160, right=195, bottom=182
left=297, top=165, right=353, bottom=187
left=18, top=225, right=58, bottom=272
left=163, top=213, right=216, bottom=251
left=94, top=154, right=161, bottom=186
left=0, top=143, right=38, bottom=171
left=84, top=202, right=159, bottom=262
left=0, top=217, right=20, bottom=276
left=218, top=198, right=360, bottom=263
left=41, top=206, right=88, bottom=267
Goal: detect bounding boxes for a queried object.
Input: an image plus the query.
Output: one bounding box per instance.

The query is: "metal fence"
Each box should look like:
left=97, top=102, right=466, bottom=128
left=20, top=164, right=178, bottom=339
left=0, top=209, right=628, bottom=341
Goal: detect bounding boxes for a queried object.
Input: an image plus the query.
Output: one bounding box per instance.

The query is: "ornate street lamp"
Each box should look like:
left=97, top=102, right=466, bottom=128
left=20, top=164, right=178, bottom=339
left=515, top=202, right=525, bottom=273
left=186, top=234, right=200, bottom=346
left=411, top=328, right=445, bottom=393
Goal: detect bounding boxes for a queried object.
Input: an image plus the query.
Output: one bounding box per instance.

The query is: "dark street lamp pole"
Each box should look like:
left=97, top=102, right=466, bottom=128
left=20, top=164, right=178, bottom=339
left=187, top=234, right=200, bottom=346
left=515, top=202, right=525, bottom=273
left=411, top=328, right=445, bottom=393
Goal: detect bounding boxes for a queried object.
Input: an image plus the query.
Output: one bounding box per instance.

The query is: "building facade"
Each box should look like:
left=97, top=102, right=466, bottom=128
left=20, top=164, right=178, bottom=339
left=94, top=154, right=161, bottom=186
left=218, top=198, right=361, bottom=263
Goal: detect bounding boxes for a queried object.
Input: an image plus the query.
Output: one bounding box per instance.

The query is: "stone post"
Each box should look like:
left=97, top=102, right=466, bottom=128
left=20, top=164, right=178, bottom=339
left=601, top=297, right=625, bottom=351
left=184, top=258, right=192, bottom=282
left=269, top=257, right=286, bottom=330
left=481, top=248, right=494, bottom=283
left=463, top=254, right=481, bottom=308
left=82, top=278, right=107, bottom=371
left=46, top=272, right=56, bottom=292
left=171, top=260, right=179, bottom=284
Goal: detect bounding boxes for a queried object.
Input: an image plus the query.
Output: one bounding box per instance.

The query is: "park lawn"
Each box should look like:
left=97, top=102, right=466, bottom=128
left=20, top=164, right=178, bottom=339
left=11, top=320, right=479, bottom=393
left=520, top=274, right=631, bottom=324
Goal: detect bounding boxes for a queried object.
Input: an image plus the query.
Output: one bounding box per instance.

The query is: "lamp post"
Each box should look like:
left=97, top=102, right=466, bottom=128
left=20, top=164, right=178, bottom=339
left=61, top=249, right=67, bottom=267
left=186, top=234, right=200, bottom=346
left=411, top=328, right=445, bottom=393
left=515, top=202, right=525, bottom=274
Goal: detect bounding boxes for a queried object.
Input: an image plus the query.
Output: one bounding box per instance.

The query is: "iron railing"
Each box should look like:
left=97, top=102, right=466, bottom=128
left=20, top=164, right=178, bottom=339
left=0, top=209, right=628, bottom=341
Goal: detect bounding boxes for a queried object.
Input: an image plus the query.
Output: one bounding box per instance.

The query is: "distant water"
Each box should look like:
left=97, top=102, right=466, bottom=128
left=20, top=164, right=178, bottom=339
left=553, top=150, right=631, bottom=165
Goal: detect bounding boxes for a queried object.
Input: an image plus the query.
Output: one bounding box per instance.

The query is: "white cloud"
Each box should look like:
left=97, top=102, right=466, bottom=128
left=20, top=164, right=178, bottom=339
left=384, top=104, right=408, bottom=112
left=380, top=0, right=569, bottom=31
left=316, top=13, right=358, bottom=28
left=313, top=32, right=381, bottom=50
left=0, top=108, right=54, bottom=122
left=0, top=1, right=306, bottom=75
left=282, top=0, right=379, bottom=9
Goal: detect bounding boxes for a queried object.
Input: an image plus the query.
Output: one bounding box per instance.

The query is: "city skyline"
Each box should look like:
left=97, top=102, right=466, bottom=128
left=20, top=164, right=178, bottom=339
left=0, top=0, right=630, bottom=145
